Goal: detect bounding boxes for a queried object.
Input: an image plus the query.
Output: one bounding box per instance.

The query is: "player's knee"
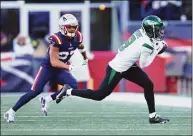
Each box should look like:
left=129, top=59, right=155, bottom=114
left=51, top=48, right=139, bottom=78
left=93, top=91, right=107, bottom=101
left=95, top=96, right=106, bottom=101
left=70, top=83, right=78, bottom=89
left=146, top=80, right=154, bottom=90
left=31, top=85, right=44, bottom=94
left=30, top=89, right=42, bottom=95
left=28, top=90, right=41, bottom=98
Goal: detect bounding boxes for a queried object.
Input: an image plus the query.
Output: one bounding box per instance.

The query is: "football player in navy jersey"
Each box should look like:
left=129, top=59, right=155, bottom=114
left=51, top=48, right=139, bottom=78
left=4, top=14, right=88, bottom=122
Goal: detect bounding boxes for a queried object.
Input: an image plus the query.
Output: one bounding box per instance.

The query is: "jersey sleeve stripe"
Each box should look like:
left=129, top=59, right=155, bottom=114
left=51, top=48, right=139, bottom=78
left=52, top=34, right=62, bottom=44
left=142, top=43, right=154, bottom=50
left=77, top=31, right=83, bottom=43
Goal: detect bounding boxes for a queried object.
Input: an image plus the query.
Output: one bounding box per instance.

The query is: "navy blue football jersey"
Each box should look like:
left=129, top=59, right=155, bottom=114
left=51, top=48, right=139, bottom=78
left=42, top=31, right=83, bottom=66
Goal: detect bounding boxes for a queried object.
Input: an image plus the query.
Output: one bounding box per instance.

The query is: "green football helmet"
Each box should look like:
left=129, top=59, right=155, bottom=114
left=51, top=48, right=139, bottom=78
left=141, top=15, right=164, bottom=41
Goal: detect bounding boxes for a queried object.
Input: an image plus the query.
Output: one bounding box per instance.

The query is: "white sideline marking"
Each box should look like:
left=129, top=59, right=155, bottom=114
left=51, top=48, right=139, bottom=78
left=1, top=128, right=188, bottom=131
left=1, top=111, right=190, bottom=114
left=1, top=92, right=191, bottom=108
left=103, top=93, right=191, bottom=108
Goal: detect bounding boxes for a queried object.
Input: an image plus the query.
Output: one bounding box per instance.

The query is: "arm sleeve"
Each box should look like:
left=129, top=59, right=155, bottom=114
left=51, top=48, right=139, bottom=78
left=139, top=43, right=159, bottom=69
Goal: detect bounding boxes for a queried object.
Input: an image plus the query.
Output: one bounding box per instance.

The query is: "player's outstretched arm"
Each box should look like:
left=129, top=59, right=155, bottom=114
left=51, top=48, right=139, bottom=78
left=78, top=43, right=88, bottom=65
left=49, top=46, right=70, bottom=70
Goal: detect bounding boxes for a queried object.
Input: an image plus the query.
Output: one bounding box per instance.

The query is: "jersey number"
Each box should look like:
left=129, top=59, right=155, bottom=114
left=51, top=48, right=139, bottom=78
left=59, top=51, right=74, bottom=60
left=119, top=35, right=136, bottom=51
left=119, top=30, right=142, bottom=51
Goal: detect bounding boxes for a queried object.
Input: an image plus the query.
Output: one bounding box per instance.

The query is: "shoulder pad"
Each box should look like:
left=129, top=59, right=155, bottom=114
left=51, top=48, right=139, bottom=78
left=48, top=33, right=62, bottom=45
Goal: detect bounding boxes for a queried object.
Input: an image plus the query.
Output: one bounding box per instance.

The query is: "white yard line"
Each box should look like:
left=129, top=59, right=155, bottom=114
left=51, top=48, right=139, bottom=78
left=1, top=128, right=188, bottom=131
left=1, top=111, right=190, bottom=114
left=11, top=115, right=190, bottom=118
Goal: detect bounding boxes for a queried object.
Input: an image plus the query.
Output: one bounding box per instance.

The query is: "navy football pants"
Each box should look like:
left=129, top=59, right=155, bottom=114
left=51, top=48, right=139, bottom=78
left=12, top=65, right=77, bottom=111
left=31, top=65, right=77, bottom=92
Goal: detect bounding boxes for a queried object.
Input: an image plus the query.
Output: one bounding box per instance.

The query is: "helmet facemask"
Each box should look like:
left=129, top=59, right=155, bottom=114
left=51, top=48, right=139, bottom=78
left=60, top=25, right=79, bottom=37
left=154, top=26, right=164, bottom=41
left=143, top=25, right=164, bottom=41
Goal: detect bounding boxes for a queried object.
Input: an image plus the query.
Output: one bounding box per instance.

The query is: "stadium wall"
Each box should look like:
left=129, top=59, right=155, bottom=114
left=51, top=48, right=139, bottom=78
left=87, top=51, right=166, bottom=93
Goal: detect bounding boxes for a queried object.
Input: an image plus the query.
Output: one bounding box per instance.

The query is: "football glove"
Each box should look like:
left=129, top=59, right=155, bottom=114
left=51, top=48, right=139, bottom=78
left=158, top=41, right=168, bottom=54
left=82, top=59, right=88, bottom=65
left=68, top=65, right=77, bottom=71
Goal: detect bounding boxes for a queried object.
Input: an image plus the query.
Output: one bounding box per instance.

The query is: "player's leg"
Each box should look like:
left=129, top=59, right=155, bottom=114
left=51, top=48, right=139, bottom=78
left=56, top=65, right=122, bottom=101
left=55, top=70, right=78, bottom=103
left=44, top=70, right=78, bottom=104
left=122, top=65, right=169, bottom=123
left=4, top=66, right=52, bottom=122
left=122, top=66, right=155, bottom=113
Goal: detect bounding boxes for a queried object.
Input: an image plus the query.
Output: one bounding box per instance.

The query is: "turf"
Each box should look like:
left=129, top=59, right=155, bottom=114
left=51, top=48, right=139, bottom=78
left=1, top=93, right=192, bottom=135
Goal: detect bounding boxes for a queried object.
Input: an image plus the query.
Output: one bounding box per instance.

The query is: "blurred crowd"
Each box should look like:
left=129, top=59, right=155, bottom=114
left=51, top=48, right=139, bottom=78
left=141, top=0, right=192, bottom=20
left=1, top=0, right=192, bottom=56
left=130, top=0, right=192, bottom=21
left=0, top=31, right=48, bottom=58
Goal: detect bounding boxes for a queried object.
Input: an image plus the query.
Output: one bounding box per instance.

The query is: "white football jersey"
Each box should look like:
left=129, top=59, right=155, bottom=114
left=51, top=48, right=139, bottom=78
left=109, top=28, right=158, bottom=72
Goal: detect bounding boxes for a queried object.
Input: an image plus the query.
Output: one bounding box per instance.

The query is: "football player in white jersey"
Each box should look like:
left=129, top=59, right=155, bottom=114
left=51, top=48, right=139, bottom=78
left=56, top=15, right=169, bottom=124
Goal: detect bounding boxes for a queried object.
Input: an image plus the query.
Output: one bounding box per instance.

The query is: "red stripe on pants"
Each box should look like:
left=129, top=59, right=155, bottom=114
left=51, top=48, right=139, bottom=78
left=31, top=66, right=43, bottom=91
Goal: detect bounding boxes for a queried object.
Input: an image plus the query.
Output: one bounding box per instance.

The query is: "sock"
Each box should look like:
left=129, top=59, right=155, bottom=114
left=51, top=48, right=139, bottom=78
left=45, top=95, right=53, bottom=102
left=66, top=89, right=72, bottom=96
left=9, top=108, right=15, bottom=114
left=149, top=112, right=157, bottom=118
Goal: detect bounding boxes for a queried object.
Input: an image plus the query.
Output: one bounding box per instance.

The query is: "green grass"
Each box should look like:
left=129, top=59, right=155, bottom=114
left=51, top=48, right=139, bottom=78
left=1, top=93, right=192, bottom=135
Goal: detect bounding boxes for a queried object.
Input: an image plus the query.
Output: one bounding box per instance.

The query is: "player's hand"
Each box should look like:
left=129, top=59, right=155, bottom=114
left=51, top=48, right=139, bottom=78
left=158, top=41, right=168, bottom=54
left=68, top=65, right=77, bottom=71
left=154, top=40, right=166, bottom=53
left=82, top=59, right=88, bottom=65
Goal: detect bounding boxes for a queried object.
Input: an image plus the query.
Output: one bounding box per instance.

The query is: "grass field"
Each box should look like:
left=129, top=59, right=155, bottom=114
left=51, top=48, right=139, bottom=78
left=1, top=93, right=192, bottom=135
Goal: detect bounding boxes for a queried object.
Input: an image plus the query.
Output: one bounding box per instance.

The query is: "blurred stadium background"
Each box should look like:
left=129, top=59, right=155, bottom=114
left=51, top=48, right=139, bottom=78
left=1, top=0, right=192, bottom=135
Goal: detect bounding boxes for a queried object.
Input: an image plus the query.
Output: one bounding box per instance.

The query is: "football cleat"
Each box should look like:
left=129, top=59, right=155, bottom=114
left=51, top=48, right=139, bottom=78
left=149, top=114, right=169, bottom=124
left=40, top=96, right=48, bottom=116
left=56, top=84, right=71, bottom=104
left=4, top=109, right=15, bottom=123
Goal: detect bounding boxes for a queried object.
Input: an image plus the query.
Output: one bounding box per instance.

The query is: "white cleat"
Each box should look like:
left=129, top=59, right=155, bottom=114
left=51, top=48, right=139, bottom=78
left=4, top=109, right=15, bottom=123
left=39, top=96, right=48, bottom=116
